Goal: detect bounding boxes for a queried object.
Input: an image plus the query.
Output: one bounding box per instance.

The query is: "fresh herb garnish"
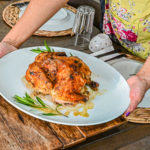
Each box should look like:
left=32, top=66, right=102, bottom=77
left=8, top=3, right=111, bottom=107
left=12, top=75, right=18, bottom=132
left=70, top=53, right=73, bottom=56
left=14, top=95, right=42, bottom=108
left=31, top=40, right=55, bottom=53
left=36, top=96, right=46, bottom=107
left=52, top=48, right=55, bottom=52
left=31, top=48, right=48, bottom=53
left=44, top=40, right=51, bottom=52
left=31, top=41, right=73, bottom=58
left=14, top=93, right=67, bottom=117
left=42, top=113, right=58, bottom=116
left=56, top=104, right=68, bottom=117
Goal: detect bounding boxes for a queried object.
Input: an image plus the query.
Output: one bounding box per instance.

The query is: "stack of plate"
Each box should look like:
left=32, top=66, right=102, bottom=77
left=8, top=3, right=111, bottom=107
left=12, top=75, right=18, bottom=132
left=2, top=1, right=76, bottom=37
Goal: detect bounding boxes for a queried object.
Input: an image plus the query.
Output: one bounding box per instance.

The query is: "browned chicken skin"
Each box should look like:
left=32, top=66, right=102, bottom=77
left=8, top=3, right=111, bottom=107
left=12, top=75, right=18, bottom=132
left=25, top=52, right=99, bottom=104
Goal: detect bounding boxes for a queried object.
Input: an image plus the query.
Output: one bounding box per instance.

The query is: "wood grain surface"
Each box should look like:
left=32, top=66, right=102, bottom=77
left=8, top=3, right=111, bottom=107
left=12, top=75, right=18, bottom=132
left=74, top=123, right=150, bottom=150
left=50, top=124, right=86, bottom=149
left=0, top=95, right=126, bottom=150
left=0, top=96, right=63, bottom=150
left=0, top=114, right=21, bottom=150
left=78, top=116, right=126, bottom=138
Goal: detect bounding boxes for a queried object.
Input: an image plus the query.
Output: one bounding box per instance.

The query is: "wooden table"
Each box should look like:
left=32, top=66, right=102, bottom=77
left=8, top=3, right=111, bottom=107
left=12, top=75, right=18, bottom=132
left=1, top=1, right=150, bottom=150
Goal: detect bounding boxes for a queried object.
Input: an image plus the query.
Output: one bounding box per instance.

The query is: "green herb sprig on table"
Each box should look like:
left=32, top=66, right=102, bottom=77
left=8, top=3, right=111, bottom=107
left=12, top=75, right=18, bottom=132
left=14, top=93, right=67, bottom=117
left=31, top=40, right=55, bottom=53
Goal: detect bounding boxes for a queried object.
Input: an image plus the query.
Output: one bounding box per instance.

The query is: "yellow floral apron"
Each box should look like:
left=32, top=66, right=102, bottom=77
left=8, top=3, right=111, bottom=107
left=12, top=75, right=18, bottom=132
left=103, top=0, right=150, bottom=59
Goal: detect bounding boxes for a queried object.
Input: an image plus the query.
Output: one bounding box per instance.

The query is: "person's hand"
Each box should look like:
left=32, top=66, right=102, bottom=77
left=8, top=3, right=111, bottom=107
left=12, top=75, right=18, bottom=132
left=125, top=75, right=149, bottom=116
left=0, top=41, right=17, bottom=58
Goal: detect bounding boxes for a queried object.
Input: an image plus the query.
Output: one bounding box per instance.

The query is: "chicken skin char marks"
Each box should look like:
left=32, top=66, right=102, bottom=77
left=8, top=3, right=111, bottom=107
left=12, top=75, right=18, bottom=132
left=25, top=52, right=99, bottom=104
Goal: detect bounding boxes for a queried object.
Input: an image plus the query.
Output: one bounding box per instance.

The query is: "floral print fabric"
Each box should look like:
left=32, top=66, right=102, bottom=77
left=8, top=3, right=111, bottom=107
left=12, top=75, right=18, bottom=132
left=103, top=0, right=150, bottom=59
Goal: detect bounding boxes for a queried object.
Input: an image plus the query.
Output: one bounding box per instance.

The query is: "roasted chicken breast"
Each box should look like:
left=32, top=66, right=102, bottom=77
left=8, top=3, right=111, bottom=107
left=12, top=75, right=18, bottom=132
left=25, top=52, right=99, bottom=104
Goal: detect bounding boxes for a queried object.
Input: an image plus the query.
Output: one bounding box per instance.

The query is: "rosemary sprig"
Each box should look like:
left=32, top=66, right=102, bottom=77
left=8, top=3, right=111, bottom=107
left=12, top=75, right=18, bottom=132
left=36, top=96, right=46, bottom=107
left=25, top=92, right=30, bottom=98
left=42, top=113, right=58, bottom=116
left=31, top=48, right=48, bottom=53
left=52, top=48, right=55, bottom=52
left=14, top=95, right=45, bottom=108
left=56, top=104, right=62, bottom=113
left=44, top=40, right=51, bottom=52
left=31, top=40, right=55, bottom=53
left=14, top=93, right=67, bottom=117
left=44, top=40, right=55, bottom=52
left=70, top=53, right=73, bottom=56
left=43, top=104, right=68, bottom=117
left=56, top=104, right=67, bottom=117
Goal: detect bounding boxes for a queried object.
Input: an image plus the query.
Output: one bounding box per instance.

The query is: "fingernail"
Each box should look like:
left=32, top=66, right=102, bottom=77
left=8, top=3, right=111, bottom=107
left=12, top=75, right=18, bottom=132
left=126, top=112, right=130, bottom=117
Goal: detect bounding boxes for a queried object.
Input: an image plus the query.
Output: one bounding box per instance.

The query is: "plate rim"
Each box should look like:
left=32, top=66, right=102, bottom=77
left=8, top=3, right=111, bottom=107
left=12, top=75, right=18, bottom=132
left=19, top=7, right=75, bottom=31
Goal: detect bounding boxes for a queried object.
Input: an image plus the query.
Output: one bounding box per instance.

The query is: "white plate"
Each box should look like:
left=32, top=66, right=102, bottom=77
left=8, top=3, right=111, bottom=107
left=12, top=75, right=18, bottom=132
left=0, top=47, right=130, bottom=126
left=112, top=59, right=150, bottom=108
left=19, top=6, right=75, bottom=31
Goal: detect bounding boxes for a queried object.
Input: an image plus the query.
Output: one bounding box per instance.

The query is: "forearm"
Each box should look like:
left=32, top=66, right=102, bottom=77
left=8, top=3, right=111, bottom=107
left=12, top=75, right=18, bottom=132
left=2, top=0, right=68, bottom=48
left=137, top=56, right=150, bottom=89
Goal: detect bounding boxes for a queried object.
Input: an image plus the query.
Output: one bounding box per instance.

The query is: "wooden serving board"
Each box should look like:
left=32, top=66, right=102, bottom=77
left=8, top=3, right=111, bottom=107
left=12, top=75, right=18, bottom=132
left=0, top=96, right=126, bottom=150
